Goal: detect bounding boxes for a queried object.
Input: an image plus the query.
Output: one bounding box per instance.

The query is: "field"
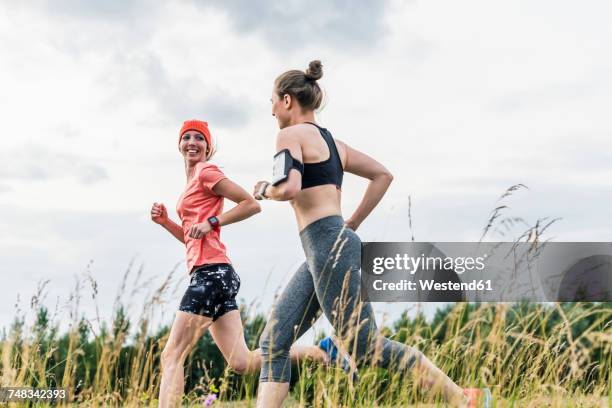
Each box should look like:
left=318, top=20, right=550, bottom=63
left=1, top=187, right=610, bottom=407
left=1, top=278, right=610, bottom=407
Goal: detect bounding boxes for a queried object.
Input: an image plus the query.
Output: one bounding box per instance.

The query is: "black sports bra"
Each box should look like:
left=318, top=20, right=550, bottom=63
left=301, top=122, right=344, bottom=190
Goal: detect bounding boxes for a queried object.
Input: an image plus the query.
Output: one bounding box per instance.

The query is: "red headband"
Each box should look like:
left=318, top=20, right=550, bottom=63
left=179, top=120, right=212, bottom=148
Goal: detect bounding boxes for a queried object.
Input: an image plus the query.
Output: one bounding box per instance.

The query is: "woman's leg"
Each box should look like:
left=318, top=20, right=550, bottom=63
left=303, top=220, right=467, bottom=406
left=209, top=310, right=328, bottom=375
left=159, top=311, right=212, bottom=408
left=256, top=262, right=323, bottom=408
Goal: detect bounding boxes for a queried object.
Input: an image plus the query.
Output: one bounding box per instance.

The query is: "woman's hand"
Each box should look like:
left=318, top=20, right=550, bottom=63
left=253, top=181, right=269, bottom=200
left=188, top=222, right=212, bottom=239
left=345, top=218, right=360, bottom=232
left=151, top=202, right=169, bottom=225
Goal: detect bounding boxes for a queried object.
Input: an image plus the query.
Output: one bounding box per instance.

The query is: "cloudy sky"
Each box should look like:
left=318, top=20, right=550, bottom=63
left=1, top=0, right=611, bottom=339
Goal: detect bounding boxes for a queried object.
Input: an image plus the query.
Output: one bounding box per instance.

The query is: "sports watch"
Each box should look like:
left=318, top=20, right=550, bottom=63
left=260, top=182, right=270, bottom=199
left=207, top=216, right=220, bottom=230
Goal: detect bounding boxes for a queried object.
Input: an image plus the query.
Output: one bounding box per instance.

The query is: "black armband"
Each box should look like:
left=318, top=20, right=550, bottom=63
left=271, top=149, right=304, bottom=186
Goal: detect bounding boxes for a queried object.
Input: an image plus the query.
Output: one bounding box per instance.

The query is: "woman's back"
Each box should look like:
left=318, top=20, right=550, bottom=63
left=286, top=123, right=347, bottom=231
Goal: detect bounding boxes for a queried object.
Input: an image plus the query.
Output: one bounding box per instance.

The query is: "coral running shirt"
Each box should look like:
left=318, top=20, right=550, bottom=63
left=176, top=161, right=230, bottom=273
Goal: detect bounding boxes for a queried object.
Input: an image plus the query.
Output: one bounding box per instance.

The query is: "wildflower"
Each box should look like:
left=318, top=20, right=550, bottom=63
left=203, top=393, right=217, bottom=406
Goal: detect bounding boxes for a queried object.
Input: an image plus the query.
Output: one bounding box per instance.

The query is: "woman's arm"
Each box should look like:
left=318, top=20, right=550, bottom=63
left=254, top=129, right=302, bottom=201
left=161, top=219, right=186, bottom=243
left=187, top=179, right=261, bottom=239
left=339, top=141, right=394, bottom=231
left=214, top=179, right=262, bottom=225
left=151, top=202, right=185, bottom=243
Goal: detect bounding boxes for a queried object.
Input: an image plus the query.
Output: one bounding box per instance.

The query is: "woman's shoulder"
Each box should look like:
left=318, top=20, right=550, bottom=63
left=277, top=123, right=321, bottom=141
left=195, top=161, right=224, bottom=177
left=195, top=160, right=220, bottom=170
left=195, top=161, right=227, bottom=189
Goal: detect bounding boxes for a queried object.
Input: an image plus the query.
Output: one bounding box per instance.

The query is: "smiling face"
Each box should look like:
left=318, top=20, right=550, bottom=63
left=271, top=88, right=292, bottom=129
left=179, top=130, right=209, bottom=164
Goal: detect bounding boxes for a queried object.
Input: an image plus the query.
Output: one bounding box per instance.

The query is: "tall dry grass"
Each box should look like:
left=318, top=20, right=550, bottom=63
left=1, top=185, right=610, bottom=407
left=1, top=271, right=610, bottom=407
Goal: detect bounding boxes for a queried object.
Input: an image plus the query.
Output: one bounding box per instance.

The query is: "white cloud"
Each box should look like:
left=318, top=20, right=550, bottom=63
left=0, top=146, right=108, bottom=184
left=199, top=0, right=392, bottom=51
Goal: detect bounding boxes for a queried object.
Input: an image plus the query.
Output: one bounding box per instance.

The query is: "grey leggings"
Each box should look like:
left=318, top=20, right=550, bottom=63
left=259, top=215, right=423, bottom=382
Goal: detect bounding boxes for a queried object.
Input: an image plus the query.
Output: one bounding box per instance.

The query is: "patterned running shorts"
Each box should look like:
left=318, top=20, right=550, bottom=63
left=178, top=263, right=241, bottom=321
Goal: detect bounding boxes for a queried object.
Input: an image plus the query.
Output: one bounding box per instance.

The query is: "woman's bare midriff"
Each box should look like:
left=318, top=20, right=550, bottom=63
left=288, top=124, right=347, bottom=231
left=290, top=185, right=342, bottom=232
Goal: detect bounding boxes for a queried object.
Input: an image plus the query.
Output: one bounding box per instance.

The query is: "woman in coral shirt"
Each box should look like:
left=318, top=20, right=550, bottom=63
left=151, top=120, right=326, bottom=408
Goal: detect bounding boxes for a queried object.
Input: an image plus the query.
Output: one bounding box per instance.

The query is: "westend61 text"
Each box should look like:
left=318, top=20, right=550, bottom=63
left=372, top=279, right=493, bottom=292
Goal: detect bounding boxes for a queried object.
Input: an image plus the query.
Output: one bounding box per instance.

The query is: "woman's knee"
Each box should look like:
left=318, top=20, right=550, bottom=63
left=161, top=348, right=176, bottom=369
left=258, top=326, right=271, bottom=351
left=258, top=325, right=291, bottom=356
left=161, top=344, right=188, bottom=369
left=228, top=356, right=249, bottom=374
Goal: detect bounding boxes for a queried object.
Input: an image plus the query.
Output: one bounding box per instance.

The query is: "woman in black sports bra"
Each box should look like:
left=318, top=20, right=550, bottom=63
left=252, top=61, right=487, bottom=408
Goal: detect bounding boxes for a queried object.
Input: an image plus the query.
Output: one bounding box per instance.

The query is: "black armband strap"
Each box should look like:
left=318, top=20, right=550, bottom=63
left=271, top=149, right=303, bottom=186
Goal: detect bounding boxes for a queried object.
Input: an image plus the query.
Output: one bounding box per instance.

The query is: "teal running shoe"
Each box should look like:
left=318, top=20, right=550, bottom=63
left=319, top=335, right=359, bottom=383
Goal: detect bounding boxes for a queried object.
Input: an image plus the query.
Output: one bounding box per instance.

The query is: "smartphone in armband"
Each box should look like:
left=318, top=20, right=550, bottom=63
left=272, top=149, right=303, bottom=186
